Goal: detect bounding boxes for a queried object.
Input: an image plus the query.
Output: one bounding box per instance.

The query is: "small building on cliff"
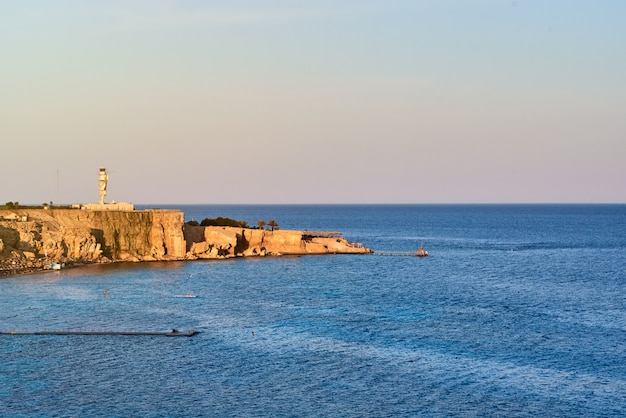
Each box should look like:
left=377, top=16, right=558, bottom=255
left=81, top=202, right=135, bottom=211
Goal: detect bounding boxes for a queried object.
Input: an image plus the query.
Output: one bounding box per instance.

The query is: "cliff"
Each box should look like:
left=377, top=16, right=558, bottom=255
left=185, top=226, right=370, bottom=259
left=0, top=208, right=370, bottom=276
left=0, top=209, right=186, bottom=276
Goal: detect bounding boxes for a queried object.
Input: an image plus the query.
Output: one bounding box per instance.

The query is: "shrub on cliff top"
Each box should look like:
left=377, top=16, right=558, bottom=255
left=200, top=217, right=249, bottom=228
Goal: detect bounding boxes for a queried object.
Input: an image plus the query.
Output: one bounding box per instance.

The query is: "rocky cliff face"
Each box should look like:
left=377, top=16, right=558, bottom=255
left=185, top=226, right=371, bottom=259
left=44, top=209, right=187, bottom=261
left=0, top=209, right=186, bottom=275
left=0, top=208, right=370, bottom=276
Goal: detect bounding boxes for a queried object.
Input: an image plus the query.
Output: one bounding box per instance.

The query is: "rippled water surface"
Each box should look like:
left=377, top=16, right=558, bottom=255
left=1, top=205, right=625, bottom=417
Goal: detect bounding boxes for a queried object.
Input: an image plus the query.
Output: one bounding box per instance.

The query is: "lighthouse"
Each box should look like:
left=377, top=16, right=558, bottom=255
left=98, top=167, right=108, bottom=204
left=79, top=167, right=134, bottom=211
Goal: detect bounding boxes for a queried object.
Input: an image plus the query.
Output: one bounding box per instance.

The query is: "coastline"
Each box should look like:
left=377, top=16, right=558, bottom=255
left=0, top=258, right=111, bottom=279
left=0, top=208, right=371, bottom=279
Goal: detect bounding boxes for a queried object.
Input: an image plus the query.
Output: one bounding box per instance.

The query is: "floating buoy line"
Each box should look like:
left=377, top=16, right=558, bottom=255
left=1, top=330, right=198, bottom=337
left=374, top=246, right=430, bottom=257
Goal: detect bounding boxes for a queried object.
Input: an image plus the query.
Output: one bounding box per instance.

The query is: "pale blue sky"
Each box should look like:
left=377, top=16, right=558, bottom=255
left=2, top=0, right=625, bottom=204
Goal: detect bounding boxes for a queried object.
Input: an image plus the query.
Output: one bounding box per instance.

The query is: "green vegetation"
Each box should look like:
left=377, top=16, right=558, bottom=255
left=184, top=217, right=281, bottom=230
left=267, top=220, right=279, bottom=231
left=1, top=202, right=48, bottom=210
left=199, top=217, right=249, bottom=228
left=0, top=201, right=74, bottom=210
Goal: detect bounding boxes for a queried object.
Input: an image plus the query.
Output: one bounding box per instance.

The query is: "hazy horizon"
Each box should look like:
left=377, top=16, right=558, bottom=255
left=2, top=1, right=625, bottom=205
left=10, top=202, right=625, bottom=207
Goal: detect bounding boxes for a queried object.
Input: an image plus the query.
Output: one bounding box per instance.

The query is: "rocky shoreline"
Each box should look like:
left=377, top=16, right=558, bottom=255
left=0, top=208, right=371, bottom=278
left=0, top=257, right=106, bottom=278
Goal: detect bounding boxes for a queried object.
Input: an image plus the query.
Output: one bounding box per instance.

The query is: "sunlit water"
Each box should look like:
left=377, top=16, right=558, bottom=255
left=1, top=205, right=625, bottom=417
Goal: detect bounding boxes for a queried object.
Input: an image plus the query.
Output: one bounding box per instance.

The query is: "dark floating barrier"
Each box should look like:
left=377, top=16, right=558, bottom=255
left=375, top=246, right=430, bottom=257
left=1, top=330, right=198, bottom=337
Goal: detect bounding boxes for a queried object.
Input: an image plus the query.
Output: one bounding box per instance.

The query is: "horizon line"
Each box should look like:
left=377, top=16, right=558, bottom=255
left=9, top=202, right=626, bottom=207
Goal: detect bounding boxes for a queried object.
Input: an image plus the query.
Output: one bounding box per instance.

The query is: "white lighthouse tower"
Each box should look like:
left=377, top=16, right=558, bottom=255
left=98, top=167, right=108, bottom=204
left=80, top=167, right=134, bottom=211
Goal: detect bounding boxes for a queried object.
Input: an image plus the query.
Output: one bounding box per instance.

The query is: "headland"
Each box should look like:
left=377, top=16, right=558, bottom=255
left=1, top=168, right=370, bottom=277
left=0, top=207, right=371, bottom=277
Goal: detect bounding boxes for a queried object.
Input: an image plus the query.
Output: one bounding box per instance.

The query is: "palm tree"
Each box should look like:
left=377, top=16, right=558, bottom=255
left=257, top=220, right=266, bottom=230
left=267, top=220, right=278, bottom=231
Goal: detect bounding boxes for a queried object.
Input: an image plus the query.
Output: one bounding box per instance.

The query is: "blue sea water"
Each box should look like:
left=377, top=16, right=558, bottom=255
left=1, top=204, right=625, bottom=417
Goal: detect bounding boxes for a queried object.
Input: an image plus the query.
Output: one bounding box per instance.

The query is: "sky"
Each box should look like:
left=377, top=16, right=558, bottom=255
left=1, top=0, right=625, bottom=204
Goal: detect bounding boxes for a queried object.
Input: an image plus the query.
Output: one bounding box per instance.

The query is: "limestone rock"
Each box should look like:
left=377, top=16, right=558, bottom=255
left=185, top=226, right=371, bottom=259
left=0, top=208, right=186, bottom=265
left=0, top=224, right=20, bottom=250
left=1, top=208, right=371, bottom=277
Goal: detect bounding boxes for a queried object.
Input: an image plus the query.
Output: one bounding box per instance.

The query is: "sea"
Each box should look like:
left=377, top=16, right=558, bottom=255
left=1, top=204, right=625, bottom=417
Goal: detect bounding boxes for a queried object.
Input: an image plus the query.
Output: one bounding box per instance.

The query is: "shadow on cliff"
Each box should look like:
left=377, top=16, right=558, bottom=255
left=183, top=225, right=251, bottom=257
left=234, top=230, right=249, bottom=255
left=0, top=224, right=37, bottom=255
left=183, top=225, right=205, bottom=252
left=90, top=228, right=113, bottom=259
